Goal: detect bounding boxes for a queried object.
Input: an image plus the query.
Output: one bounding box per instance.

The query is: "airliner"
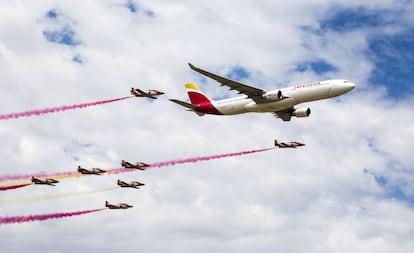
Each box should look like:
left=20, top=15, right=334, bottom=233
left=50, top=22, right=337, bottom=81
left=170, top=63, right=356, bottom=121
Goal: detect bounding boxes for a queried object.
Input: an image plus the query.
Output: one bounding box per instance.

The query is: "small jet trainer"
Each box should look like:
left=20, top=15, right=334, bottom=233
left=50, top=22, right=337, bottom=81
left=105, top=201, right=133, bottom=209
left=121, top=160, right=150, bottom=170
left=170, top=63, right=356, bottom=121
left=77, top=166, right=106, bottom=175
left=274, top=140, right=305, bottom=148
left=31, top=176, right=59, bottom=186
left=117, top=179, right=145, bottom=189
left=130, top=88, right=164, bottom=99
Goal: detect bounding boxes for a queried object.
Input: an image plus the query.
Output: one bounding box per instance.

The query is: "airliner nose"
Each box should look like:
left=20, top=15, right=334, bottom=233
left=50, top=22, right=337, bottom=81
left=342, top=81, right=356, bottom=92
left=347, top=82, right=356, bottom=90
left=330, top=80, right=356, bottom=96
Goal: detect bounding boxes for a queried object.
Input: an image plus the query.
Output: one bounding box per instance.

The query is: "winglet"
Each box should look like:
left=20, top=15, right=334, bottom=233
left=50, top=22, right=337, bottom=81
left=188, top=63, right=196, bottom=70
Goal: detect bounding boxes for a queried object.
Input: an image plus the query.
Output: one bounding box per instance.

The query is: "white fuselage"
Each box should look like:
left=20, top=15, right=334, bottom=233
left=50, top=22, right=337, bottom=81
left=211, top=79, right=355, bottom=115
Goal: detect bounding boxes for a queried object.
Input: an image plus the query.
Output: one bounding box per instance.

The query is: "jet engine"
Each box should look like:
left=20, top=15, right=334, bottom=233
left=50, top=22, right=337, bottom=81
left=262, top=90, right=283, bottom=101
left=292, top=107, right=311, bottom=117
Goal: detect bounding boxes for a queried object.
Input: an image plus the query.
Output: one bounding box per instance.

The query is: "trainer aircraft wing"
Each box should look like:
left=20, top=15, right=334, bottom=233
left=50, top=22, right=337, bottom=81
left=31, top=176, right=59, bottom=186
left=188, top=63, right=267, bottom=103
left=105, top=201, right=133, bottom=209
left=121, top=160, right=150, bottom=170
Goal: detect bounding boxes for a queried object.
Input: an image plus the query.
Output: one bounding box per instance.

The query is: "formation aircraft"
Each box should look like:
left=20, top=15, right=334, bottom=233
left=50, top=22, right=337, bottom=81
left=130, top=88, right=164, bottom=99
left=117, top=179, right=145, bottom=189
left=105, top=201, right=133, bottom=209
left=121, top=160, right=150, bottom=170
left=31, top=176, right=59, bottom=186
left=274, top=140, right=305, bottom=148
left=170, top=63, right=356, bottom=121
left=77, top=166, right=106, bottom=175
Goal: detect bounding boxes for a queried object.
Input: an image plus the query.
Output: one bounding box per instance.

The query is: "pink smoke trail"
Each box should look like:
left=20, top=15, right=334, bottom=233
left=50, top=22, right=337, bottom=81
left=0, top=208, right=106, bottom=225
left=150, top=147, right=275, bottom=168
left=109, top=147, right=275, bottom=174
left=0, top=183, right=31, bottom=191
left=0, top=96, right=131, bottom=121
left=0, top=147, right=275, bottom=182
left=0, top=171, right=78, bottom=183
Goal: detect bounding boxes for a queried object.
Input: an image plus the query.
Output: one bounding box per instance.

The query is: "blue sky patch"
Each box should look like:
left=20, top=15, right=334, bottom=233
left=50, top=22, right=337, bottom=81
left=295, top=60, right=337, bottom=74
left=126, top=0, right=137, bottom=13
left=145, top=10, right=155, bottom=17
left=226, top=66, right=250, bottom=81
left=367, top=30, right=414, bottom=98
left=43, top=26, right=80, bottom=46
left=72, top=55, right=82, bottom=63
left=42, top=9, right=81, bottom=47
left=319, top=8, right=391, bottom=32
left=46, top=9, right=58, bottom=19
left=364, top=168, right=414, bottom=205
left=124, top=1, right=154, bottom=17
left=316, top=7, right=413, bottom=98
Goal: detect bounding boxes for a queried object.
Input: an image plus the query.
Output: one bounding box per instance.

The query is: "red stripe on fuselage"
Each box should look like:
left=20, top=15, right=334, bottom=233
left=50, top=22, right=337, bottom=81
left=198, top=102, right=222, bottom=115
left=187, top=91, right=222, bottom=115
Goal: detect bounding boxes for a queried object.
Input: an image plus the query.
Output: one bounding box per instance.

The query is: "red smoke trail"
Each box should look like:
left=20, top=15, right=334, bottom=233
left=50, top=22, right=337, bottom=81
left=0, top=183, right=31, bottom=191
left=0, top=208, right=105, bottom=225
left=109, top=147, right=275, bottom=174
left=0, top=96, right=131, bottom=121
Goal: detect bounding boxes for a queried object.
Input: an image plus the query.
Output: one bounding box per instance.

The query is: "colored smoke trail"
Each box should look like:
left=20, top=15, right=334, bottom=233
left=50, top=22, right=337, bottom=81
left=0, top=208, right=105, bottom=225
left=0, top=171, right=79, bottom=183
left=0, top=147, right=275, bottom=183
left=0, top=183, right=31, bottom=191
left=0, top=187, right=118, bottom=205
left=150, top=147, right=275, bottom=168
left=0, top=96, right=131, bottom=121
left=109, top=147, right=276, bottom=174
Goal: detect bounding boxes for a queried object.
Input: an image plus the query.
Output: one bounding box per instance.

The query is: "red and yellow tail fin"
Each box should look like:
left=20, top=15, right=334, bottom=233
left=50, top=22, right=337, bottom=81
left=185, top=83, right=212, bottom=104
left=169, top=83, right=221, bottom=116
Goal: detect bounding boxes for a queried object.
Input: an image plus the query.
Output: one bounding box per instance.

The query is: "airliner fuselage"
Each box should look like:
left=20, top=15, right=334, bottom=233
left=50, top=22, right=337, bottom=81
left=212, top=79, right=355, bottom=115
left=170, top=64, right=356, bottom=121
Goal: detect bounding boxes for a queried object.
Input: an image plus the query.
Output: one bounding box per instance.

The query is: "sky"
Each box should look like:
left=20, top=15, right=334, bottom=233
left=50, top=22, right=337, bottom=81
left=0, top=0, right=413, bottom=252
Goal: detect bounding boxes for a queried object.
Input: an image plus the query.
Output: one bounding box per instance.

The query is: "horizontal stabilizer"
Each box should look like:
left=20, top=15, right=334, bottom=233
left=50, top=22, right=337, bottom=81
left=169, top=99, right=200, bottom=110
left=169, top=99, right=205, bottom=116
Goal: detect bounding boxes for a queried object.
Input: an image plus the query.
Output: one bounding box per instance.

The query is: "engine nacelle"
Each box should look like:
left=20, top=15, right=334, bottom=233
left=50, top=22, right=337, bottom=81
left=262, top=90, right=283, bottom=101
left=292, top=107, right=311, bottom=118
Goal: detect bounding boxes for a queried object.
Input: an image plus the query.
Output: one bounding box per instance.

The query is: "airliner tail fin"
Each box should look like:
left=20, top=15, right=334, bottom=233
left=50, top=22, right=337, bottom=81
left=185, top=83, right=212, bottom=104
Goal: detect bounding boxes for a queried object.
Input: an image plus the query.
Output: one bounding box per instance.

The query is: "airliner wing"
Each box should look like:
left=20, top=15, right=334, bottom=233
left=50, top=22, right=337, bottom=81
left=273, top=108, right=294, bottom=121
left=188, top=63, right=267, bottom=103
